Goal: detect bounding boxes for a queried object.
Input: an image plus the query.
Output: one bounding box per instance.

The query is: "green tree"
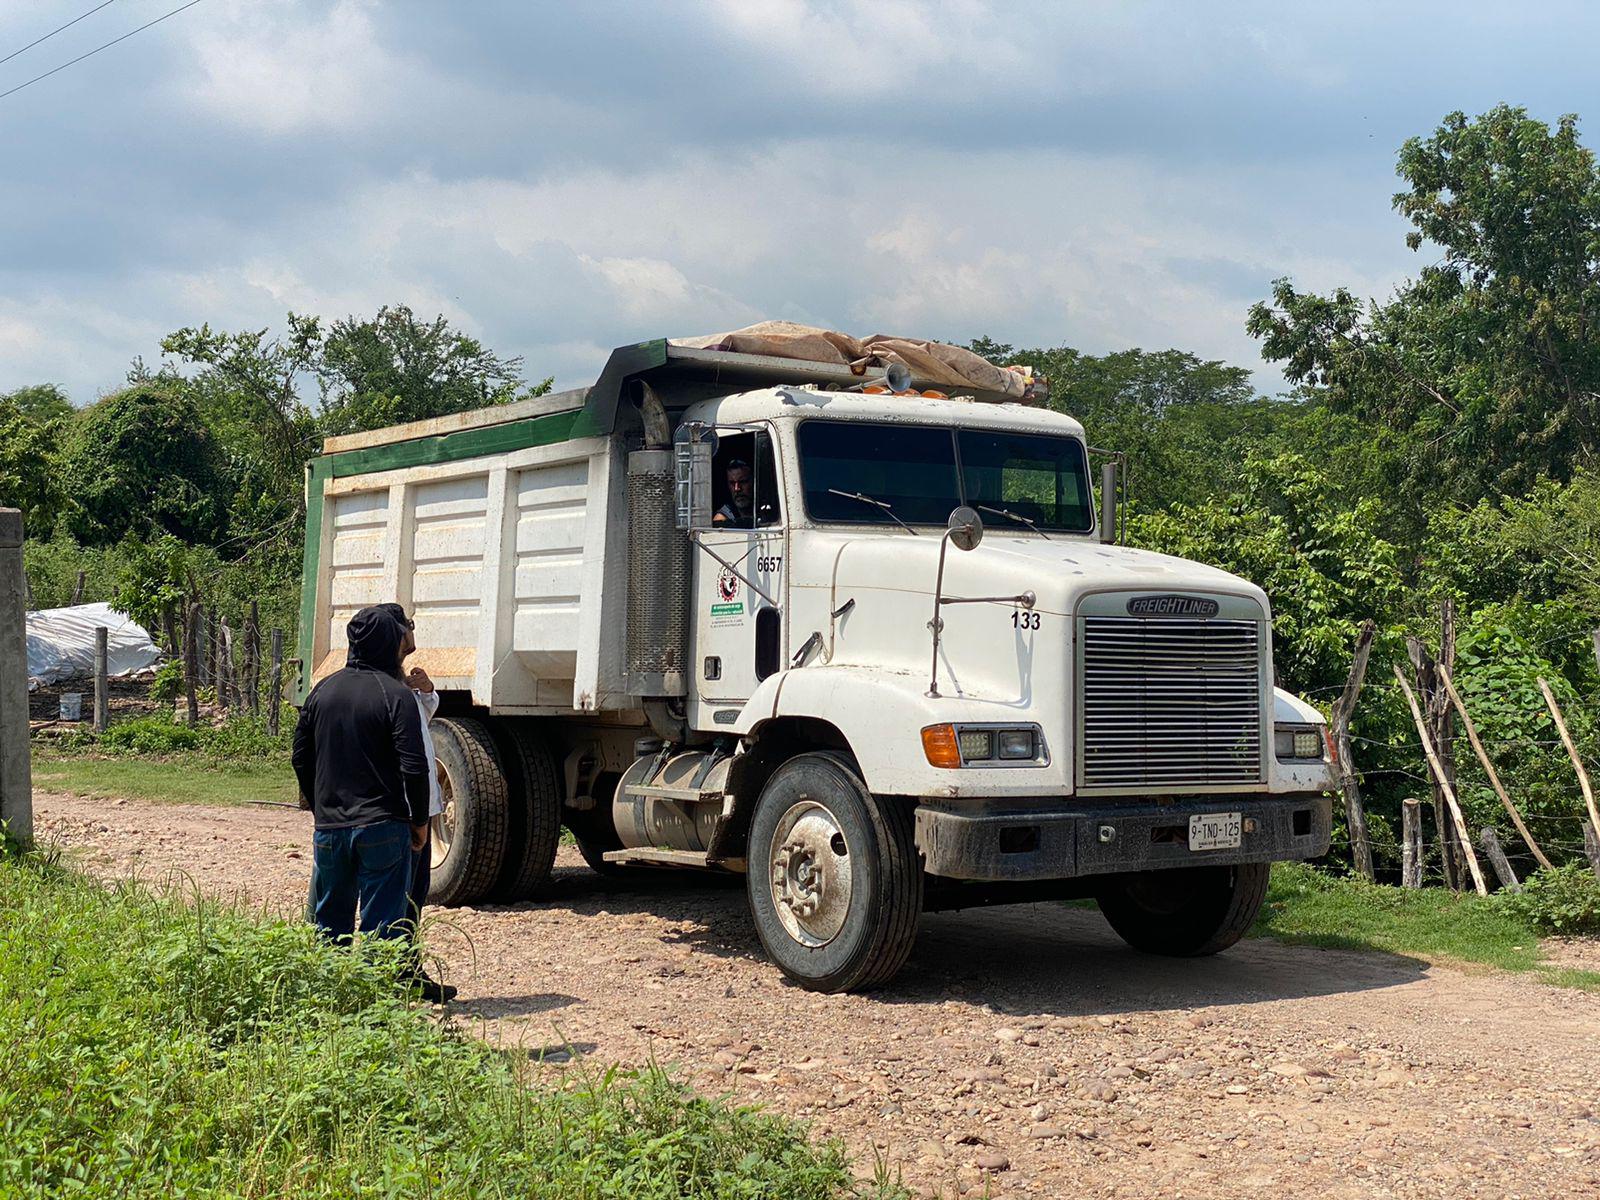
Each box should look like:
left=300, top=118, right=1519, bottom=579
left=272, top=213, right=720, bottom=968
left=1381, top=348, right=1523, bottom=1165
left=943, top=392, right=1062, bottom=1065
left=161, top=316, right=324, bottom=519
left=2, top=383, right=72, bottom=426
left=60, top=385, right=228, bottom=546
left=1128, top=452, right=1406, bottom=692
left=1249, top=105, right=1600, bottom=510
left=970, top=339, right=1294, bottom=513
left=0, top=395, right=67, bottom=531
left=316, top=304, right=551, bottom=437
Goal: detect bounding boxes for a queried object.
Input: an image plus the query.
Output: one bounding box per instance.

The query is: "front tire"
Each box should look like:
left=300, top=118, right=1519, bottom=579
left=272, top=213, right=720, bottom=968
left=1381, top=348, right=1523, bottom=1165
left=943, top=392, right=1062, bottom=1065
left=746, top=753, right=922, bottom=993
left=1097, top=862, right=1269, bottom=957
left=428, top=717, right=512, bottom=907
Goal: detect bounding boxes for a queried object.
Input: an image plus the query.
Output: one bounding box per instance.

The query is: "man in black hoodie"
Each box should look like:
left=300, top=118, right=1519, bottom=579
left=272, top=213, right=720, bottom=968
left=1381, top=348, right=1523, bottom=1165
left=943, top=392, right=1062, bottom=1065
left=292, top=604, right=430, bottom=943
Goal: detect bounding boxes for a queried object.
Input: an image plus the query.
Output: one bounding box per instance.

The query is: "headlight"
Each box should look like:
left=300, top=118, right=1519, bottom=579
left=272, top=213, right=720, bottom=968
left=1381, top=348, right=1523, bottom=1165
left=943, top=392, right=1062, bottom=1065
left=923, top=724, right=1047, bottom=768
left=998, top=728, right=1036, bottom=759
left=1274, top=723, right=1326, bottom=762
left=957, top=728, right=995, bottom=760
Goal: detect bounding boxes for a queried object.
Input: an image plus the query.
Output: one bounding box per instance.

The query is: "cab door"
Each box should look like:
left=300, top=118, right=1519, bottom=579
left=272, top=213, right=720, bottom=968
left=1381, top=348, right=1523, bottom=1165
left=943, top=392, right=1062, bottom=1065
left=690, top=427, right=785, bottom=706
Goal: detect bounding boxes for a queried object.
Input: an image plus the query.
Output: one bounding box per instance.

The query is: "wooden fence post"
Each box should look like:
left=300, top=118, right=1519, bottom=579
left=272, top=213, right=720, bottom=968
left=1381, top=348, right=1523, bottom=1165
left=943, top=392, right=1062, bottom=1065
left=218, top=617, right=235, bottom=711
left=246, top=600, right=260, bottom=716
left=71, top=570, right=85, bottom=605
left=1592, top=627, right=1600, bottom=678
left=1537, top=677, right=1600, bottom=849
left=161, top=601, right=178, bottom=659
left=1439, top=666, right=1552, bottom=870
left=268, top=629, right=284, bottom=737
left=199, top=605, right=213, bottom=687
left=1478, top=827, right=1520, bottom=893
left=92, top=626, right=108, bottom=733
left=184, top=602, right=200, bottom=727
left=1408, top=631, right=1460, bottom=890
left=1395, top=663, right=1488, bottom=895
left=1330, top=620, right=1376, bottom=881
left=1401, top=798, right=1423, bottom=888
left=1585, top=824, right=1600, bottom=881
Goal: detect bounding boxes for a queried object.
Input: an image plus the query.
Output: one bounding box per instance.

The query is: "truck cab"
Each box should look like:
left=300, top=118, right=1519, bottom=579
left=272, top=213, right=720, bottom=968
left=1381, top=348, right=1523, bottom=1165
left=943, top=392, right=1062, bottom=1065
left=297, top=336, right=1333, bottom=992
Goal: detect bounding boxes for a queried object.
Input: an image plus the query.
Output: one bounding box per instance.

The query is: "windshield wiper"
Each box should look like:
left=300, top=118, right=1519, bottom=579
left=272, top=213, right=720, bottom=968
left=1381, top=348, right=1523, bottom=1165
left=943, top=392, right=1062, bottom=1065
left=827, top=488, right=920, bottom=535
left=978, top=504, right=1051, bottom=540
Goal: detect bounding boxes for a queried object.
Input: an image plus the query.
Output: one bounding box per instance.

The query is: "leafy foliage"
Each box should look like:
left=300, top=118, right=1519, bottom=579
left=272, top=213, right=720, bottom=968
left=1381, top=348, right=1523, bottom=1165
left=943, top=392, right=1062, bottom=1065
left=0, top=394, right=66, bottom=531
left=1499, top=862, right=1600, bottom=935
left=1249, top=105, right=1600, bottom=512
left=317, top=303, right=552, bottom=436
left=2, top=383, right=72, bottom=426
left=1129, top=452, right=1405, bottom=690
left=59, top=385, right=229, bottom=546
left=0, top=850, right=908, bottom=1198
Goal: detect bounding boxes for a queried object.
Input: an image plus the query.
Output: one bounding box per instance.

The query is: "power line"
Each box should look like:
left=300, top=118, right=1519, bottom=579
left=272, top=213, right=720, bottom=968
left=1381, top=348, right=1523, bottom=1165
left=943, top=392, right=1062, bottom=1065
left=0, top=0, right=203, bottom=104
left=0, top=0, right=120, bottom=68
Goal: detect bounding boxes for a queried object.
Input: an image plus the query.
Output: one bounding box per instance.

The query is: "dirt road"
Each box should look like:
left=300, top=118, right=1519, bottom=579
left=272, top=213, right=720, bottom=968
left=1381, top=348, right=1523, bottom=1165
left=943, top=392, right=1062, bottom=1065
left=35, top=790, right=1600, bottom=1199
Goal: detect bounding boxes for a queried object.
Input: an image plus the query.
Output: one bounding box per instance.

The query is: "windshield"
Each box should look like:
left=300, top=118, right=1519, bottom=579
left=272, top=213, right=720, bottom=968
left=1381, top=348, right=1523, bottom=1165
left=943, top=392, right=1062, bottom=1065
left=797, top=419, right=1094, bottom=532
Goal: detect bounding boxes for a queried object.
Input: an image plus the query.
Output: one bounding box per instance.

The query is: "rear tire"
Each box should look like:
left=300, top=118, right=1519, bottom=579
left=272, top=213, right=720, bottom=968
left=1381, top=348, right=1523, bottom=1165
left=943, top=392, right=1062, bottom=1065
left=487, top=721, right=563, bottom=901
left=427, top=717, right=512, bottom=907
left=1097, top=862, right=1269, bottom=957
left=746, top=753, right=922, bottom=993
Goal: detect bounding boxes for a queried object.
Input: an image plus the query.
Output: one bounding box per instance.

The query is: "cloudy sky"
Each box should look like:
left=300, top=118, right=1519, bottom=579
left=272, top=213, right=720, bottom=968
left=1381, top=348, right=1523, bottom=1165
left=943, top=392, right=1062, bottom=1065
left=3, top=0, right=1598, bottom=403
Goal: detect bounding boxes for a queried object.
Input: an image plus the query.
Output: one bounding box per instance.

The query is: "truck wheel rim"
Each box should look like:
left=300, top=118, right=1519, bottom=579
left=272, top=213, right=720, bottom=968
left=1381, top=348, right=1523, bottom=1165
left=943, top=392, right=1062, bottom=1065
left=431, top=762, right=455, bottom=870
left=769, top=799, right=852, bottom=947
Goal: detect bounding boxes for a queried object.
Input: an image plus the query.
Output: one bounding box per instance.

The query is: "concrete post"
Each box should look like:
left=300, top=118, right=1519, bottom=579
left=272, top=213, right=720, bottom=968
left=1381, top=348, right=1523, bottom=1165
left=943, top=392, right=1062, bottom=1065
left=0, top=510, right=32, bottom=846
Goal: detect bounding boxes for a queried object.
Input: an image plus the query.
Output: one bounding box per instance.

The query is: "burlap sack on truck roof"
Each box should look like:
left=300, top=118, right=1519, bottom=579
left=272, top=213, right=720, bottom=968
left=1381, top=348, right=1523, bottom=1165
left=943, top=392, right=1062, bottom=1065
left=669, top=321, right=1029, bottom=401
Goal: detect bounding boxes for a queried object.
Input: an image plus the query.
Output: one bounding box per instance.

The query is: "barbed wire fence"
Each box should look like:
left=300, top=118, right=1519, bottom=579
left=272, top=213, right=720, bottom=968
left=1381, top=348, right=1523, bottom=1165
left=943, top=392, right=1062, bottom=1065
left=1330, top=604, right=1600, bottom=891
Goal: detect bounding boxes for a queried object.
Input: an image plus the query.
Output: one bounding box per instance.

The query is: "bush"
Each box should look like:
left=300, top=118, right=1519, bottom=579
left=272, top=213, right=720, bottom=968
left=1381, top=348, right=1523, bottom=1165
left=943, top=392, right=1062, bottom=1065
left=97, top=716, right=203, bottom=755
left=0, top=850, right=904, bottom=1198
left=149, top=659, right=183, bottom=702
left=1499, top=862, right=1600, bottom=936
left=68, top=714, right=292, bottom=762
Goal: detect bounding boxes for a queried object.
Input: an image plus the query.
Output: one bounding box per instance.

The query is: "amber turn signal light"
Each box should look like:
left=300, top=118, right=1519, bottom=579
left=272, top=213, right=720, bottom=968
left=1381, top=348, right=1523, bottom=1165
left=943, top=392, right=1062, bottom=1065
left=921, top=723, right=962, bottom=769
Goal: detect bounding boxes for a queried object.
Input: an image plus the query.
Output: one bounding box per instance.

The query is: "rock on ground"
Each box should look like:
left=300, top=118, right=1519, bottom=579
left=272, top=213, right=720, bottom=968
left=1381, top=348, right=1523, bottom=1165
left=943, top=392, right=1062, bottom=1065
left=33, top=791, right=1600, bottom=1200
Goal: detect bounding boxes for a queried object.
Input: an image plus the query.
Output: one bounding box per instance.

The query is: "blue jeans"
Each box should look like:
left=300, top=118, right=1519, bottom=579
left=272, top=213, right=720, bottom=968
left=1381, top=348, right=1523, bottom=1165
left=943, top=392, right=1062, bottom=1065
left=311, top=821, right=413, bottom=942
left=408, top=831, right=431, bottom=933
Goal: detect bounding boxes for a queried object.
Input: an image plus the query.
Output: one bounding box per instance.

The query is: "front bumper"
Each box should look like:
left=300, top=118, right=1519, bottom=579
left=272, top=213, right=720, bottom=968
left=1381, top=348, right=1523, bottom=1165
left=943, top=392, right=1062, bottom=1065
left=914, top=794, right=1331, bottom=882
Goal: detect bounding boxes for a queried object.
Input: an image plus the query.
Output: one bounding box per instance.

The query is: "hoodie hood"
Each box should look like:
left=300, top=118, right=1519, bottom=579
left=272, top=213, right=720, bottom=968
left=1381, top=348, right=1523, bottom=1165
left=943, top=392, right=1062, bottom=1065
left=345, top=605, right=405, bottom=677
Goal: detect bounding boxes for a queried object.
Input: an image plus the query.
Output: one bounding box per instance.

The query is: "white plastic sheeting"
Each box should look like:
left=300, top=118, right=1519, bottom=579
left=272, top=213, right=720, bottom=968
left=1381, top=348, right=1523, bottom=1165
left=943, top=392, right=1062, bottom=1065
left=26, top=602, right=161, bottom=690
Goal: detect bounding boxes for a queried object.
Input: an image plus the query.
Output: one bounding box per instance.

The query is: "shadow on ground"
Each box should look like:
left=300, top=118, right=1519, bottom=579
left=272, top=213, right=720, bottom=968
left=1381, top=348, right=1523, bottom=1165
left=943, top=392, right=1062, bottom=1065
left=476, top=861, right=1429, bottom=1019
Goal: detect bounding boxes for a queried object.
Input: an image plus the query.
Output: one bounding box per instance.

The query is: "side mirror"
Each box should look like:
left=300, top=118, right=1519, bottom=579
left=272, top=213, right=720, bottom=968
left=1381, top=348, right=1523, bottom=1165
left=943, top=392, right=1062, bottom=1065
left=947, top=505, right=983, bottom=551
left=674, top=438, right=713, bottom=529
left=1099, top=461, right=1118, bottom=545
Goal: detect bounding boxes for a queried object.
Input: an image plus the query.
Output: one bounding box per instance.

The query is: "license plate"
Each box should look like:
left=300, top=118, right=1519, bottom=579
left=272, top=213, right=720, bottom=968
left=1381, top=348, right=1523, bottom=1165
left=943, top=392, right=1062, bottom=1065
left=1189, top=811, right=1242, bottom=851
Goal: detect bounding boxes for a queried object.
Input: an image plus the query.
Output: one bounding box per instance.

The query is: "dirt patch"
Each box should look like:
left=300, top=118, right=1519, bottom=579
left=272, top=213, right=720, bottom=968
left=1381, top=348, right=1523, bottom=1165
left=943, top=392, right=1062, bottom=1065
left=30, top=676, right=165, bottom=726
left=33, top=790, right=1600, bottom=1199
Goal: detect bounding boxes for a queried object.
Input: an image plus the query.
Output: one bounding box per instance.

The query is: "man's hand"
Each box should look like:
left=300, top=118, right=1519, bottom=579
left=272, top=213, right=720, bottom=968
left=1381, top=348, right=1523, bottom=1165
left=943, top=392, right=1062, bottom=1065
left=406, top=667, right=435, bottom=694
left=411, top=822, right=429, bottom=852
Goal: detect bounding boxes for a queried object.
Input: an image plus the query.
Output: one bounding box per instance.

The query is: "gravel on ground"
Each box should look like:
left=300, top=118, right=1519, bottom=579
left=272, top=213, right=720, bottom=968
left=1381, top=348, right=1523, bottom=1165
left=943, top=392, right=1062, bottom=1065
left=34, top=790, right=1600, bottom=1200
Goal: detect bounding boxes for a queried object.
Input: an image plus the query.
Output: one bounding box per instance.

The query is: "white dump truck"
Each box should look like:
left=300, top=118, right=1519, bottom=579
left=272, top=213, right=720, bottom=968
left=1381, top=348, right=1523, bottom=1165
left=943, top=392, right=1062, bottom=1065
left=296, top=332, right=1334, bottom=992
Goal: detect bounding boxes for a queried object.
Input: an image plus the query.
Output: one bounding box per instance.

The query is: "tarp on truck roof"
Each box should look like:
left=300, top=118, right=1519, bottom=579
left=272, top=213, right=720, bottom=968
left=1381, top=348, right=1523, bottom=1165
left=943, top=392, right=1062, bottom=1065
left=669, top=321, right=1030, bottom=401
left=317, top=324, right=1038, bottom=459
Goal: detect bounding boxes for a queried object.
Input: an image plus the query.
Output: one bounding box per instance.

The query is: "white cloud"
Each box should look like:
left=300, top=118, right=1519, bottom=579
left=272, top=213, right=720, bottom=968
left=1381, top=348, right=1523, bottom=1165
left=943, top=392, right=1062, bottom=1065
left=180, top=0, right=404, bottom=135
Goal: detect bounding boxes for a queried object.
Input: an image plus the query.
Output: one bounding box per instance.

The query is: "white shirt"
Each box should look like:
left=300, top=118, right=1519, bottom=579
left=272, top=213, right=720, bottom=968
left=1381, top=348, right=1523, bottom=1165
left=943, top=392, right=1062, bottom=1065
left=414, top=689, right=444, bottom=818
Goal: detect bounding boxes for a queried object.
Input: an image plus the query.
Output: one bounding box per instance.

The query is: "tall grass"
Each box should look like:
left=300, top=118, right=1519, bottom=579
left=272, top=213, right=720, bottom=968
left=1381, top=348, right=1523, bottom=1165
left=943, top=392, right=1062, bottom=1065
left=0, top=843, right=908, bottom=1199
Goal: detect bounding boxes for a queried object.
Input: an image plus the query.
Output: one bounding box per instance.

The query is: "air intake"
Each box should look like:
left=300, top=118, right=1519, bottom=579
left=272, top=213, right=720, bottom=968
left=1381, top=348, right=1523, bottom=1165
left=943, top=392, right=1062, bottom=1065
left=625, top=448, right=690, bottom=696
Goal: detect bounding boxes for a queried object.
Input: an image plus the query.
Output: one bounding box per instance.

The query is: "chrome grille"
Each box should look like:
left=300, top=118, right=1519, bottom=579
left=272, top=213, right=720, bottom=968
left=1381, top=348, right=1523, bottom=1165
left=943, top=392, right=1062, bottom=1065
left=1080, top=615, right=1263, bottom=789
